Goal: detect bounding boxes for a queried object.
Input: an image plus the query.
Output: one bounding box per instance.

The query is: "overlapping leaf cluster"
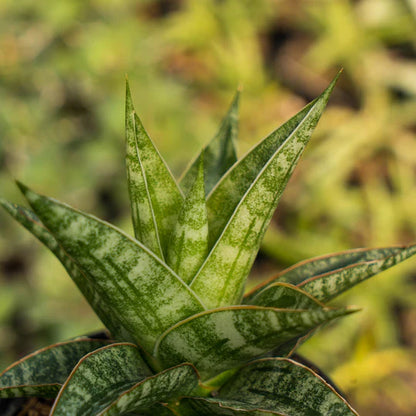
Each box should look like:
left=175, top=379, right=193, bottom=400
left=1, top=76, right=415, bottom=415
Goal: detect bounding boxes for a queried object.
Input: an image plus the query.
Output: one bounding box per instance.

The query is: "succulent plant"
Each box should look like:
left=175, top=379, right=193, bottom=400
left=1, top=73, right=415, bottom=416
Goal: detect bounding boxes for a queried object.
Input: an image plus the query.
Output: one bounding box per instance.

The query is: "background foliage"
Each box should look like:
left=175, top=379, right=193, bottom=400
left=1, top=0, right=416, bottom=414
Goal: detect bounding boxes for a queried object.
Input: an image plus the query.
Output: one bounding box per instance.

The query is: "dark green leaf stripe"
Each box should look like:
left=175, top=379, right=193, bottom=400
left=219, top=358, right=358, bottom=416
left=98, top=364, right=199, bottom=415
left=246, top=282, right=323, bottom=310
left=0, top=339, right=111, bottom=398
left=167, top=157, right=209, bottom=284
left=125, top=81, right=184, bottom=259
left=180, top=90, right=239, bottom=196
left=245, top=244, right=416, bottom=303
left=182, top=397, right=283, bottom=415
left=51, top=343, right=150, bottom=416
left=154, top=305, right=356, bottom=380
left=0, top=199, right=134, bottom=343
left=206, top=74, right=339, bottom=249
left=18, top=184, right=206, bottom=351
left=190, top=76, right=339, bottom=309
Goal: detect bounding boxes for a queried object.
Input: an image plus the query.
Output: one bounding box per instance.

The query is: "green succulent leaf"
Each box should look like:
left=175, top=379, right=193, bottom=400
left=206, top=74, right=340, bottom=249
left=0, top=339, right=111, bottom=399
left=154, top=305, right=356, bottom=380
left=50, top=343, right=150, bottom=416
left=180, top=91, right=239, bottom=196
left=246, top=282, right=324, bottom=309
left=18, top=184, right=206, bottom=351
left=246, top=244, right=416, bottom=303
left=166, top=156, right=209, bottom=284
left=181, top=397, right=282, bottom=415
left=0, top=199, right=134, bottom=342
left=217, top=358, right=358, bottom=416
left=125, top=80, right=184, bottom=259
left=190, top=75, right=339, bottom=309
left=98, top=363, right=199, bottom=415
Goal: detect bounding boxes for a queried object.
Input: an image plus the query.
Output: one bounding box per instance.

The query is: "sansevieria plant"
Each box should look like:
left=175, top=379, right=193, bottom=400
left=1, top=73, right=415, bottom=415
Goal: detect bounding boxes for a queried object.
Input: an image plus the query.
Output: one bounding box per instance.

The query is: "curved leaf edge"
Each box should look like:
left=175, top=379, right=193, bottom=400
left=49, top=342, right=149, bottom=415
left=0, top=339, right=112, bottom=381
left=245, top=282, right=325, bottom=308
left=219, top=357, right=359, bottom=415
left=97, top=363, right=200, bottom=416
left=152, top=304, right=359, bottom=358
left=245, top=243, right=416, bottom=301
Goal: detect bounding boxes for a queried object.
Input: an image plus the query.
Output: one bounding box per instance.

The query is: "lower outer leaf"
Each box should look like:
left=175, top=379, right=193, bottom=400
left=97, top=364, right=199, bottom=416
left=50, top=343, right=151, bottom=416
left=218, top=358, right=358, bottom=416
left=0, top=339, right=112, bottom=399
left=154, top=306, right=356, bottom=381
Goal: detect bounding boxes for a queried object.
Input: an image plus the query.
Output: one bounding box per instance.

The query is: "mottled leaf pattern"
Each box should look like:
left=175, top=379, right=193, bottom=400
left=0, top=340, right=111, bottom=398
left=180, top=91, right=239, bottom=196
left=167, top=157, right=209, bottom=284
left=219, top=358, right=358, bottom=415
left=246, top=245, right=416, bottom=303
left=19, top=184, right=205, bottom=351
left=125, top=81, right=184, bottom=258
left=206, top=74, right=339, bottom=249
left=2, top=77, right=413, bottom=415
left=51, top=343, right=150, bottom=415
left=155, top=306, right=356, bottom=380
left=98, top=364, right=199, bottom=415
left=0, top=199, right=134, bottom=342
left=190, top=76, right=339, bottom=309
left=246, top=282, right=323, bottom=309
left=181, top=397, right=282, bottom=415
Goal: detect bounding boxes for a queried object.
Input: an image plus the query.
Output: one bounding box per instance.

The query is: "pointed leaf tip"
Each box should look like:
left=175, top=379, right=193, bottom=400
left=15, top=180, right=30, bottom=196
left=180, top=91, right=239, bottom=196
left=193, top=78, right=337, bottom=309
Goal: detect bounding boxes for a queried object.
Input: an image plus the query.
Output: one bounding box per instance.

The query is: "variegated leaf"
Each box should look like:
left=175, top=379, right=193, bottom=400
left=218, top=358, right=358, bottom=415
left=206, top=73, right=340, bottom=249
left=0, top=339, right=112, bottom=399
left=166, top=156, right=209, bottom=284
left=98, top=364, right=199, bottom=415
left=0, top=199, right=134, bottom=342
left=51, top=343, right=150, bottom=415
left=190, top=75, right=339, bottom=309
left=246, top=282, right=323, bottom=309
left=181, top=397, right=281, bottom=415
left=154, top=305, right=356, bottom=380
left=125, top=81, right=184, bottom=259
left=18, top=184, right=206, bottom=351
left=246, top=244, right=416, bottom=303
left=180, top=91, right=239, bottom=196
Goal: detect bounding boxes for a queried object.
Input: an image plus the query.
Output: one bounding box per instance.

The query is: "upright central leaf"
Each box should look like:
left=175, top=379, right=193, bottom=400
left=167, top=156, right=209, bottom=284
left=190, top=75, right=339, bottom=309
left=125, top=81, right=184, bottom=259
left=180, top=91, right=240, bottom=196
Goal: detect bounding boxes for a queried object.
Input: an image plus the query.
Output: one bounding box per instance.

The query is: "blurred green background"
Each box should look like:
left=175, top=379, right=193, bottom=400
left=1, top=0, right=416, bottom=414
